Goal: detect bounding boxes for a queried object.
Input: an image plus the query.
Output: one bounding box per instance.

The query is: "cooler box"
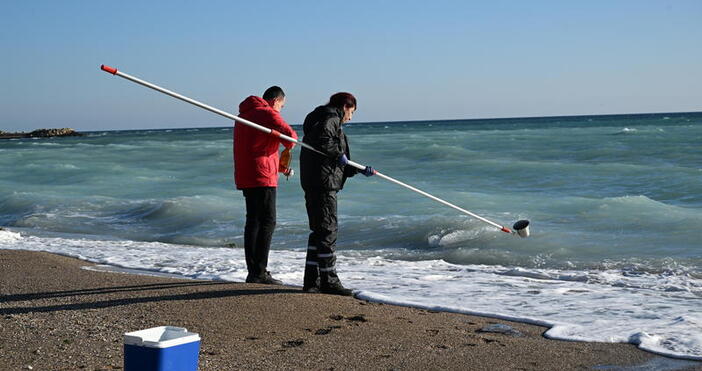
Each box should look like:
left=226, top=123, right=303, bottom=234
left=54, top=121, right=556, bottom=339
left=124, top=326, right=200, bottom=371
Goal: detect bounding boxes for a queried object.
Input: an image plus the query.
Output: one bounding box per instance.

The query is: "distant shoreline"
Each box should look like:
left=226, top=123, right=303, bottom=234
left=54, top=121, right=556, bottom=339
left=0, top=128, right=82, bottom=140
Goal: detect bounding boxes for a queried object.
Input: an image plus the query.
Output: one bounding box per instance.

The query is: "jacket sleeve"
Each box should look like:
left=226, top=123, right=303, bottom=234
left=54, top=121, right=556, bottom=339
left=317, top=116, right=343, bottom=159
left=344, top=165, right=358, bottom=178
left=269, top=111, right=298, bottom=149
left=342, top=132, right=357, bottom=177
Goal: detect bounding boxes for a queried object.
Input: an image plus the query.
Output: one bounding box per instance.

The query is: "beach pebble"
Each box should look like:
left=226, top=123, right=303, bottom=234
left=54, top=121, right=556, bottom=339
left=477, top=323, right=524, bottom=337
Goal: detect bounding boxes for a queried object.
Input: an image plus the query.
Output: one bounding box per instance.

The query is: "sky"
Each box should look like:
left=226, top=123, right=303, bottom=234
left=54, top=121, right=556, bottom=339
left=1, top=0, right=701, bottom=132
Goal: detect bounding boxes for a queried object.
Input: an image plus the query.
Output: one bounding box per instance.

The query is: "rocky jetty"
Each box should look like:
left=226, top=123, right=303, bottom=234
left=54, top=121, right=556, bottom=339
left=0, top=128, right=82, bottom=139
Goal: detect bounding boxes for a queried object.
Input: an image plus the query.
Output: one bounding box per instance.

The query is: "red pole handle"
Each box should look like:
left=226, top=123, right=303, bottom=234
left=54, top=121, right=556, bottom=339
left=101, top=64, right=118, bottom=75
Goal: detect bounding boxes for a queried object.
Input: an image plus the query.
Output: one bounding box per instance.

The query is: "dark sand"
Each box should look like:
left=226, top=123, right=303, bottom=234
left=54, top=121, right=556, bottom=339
left=1, top=250, right=700, bottom=370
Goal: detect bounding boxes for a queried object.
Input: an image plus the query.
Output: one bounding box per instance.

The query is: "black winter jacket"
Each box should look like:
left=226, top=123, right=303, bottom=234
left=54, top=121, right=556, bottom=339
left=300, top=105, right=357, bottom=191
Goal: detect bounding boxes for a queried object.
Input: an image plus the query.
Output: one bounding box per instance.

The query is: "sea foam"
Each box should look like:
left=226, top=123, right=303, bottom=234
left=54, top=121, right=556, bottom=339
left=1, top=229, right=700, bottom=360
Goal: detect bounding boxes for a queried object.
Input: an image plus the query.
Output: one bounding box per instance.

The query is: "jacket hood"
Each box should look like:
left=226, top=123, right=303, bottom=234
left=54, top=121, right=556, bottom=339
left=312, top=105, right=343, bottom=119
left=305, top=105, right=344, bottom=126
left=239, top=96, right=270, bottom=114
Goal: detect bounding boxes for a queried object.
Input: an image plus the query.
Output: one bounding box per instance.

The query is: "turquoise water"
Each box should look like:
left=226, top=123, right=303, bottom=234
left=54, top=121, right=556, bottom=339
left=2, top=113, right=700, bottom=272
left=2, top=112, right=702, bottom=359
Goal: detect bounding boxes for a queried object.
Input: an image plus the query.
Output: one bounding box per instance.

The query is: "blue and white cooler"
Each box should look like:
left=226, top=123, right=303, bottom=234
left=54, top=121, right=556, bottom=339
left=124, top=326, right=201, bottom=371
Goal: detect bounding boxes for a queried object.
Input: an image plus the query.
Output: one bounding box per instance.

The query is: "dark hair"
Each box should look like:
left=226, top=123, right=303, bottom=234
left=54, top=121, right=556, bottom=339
left=263, top=86, right=285, bottom=101
left=327, top=92, right=357, bottom=110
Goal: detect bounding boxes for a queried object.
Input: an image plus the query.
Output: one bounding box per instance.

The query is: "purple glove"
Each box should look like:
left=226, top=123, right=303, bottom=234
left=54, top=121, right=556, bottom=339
left=338, top=154, right=349, bottom=166
left=361, top=166, right=375, bottom=177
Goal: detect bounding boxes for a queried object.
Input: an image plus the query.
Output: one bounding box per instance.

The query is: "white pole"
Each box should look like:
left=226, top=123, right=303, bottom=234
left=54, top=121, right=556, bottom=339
left=347, top=159, right=513, bottom=233
left=100, top=65, right=324, bottom=156
left=100, top=64, right=514, bottom=234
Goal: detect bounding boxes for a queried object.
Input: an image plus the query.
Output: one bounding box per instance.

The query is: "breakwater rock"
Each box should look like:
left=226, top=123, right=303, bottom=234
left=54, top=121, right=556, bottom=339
left=0, top=128, right=82, bottom=139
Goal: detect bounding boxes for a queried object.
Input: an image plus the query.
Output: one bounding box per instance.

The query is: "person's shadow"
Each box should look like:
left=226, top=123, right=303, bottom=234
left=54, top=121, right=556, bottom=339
left=0, top=281, right=302, bottom=315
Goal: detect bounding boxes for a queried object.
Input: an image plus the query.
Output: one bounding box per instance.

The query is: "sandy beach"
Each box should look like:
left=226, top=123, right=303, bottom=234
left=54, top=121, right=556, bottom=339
left=0, top=250, right=699, bottom=371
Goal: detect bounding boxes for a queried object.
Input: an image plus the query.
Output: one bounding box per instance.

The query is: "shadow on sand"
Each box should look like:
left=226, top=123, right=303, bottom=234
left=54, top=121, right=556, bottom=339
left=0, top=281, right=301, bottom=315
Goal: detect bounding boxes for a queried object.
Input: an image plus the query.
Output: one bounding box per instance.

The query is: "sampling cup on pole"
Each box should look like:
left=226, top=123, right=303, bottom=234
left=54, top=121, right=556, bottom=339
left=100, top=64, right=529, bottom=237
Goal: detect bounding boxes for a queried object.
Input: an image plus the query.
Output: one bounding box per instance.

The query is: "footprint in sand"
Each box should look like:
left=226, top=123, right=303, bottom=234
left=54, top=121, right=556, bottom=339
left=282, top=339, right=304, bottom=348
left=315, top=328, right=332, bottom=335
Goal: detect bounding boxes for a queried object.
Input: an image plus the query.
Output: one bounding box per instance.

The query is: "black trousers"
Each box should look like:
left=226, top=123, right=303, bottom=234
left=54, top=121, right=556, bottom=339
left=242, top=187, right=276, bottom=278
left=303, top=189, right=341, bottom=288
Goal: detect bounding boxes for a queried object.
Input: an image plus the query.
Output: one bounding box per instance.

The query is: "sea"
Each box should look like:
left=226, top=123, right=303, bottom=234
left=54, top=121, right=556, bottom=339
left=1, top=112, right=701, bottom=360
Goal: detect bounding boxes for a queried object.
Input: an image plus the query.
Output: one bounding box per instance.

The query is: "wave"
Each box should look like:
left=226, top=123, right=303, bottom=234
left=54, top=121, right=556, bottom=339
left=112, top=197, right=230, bottom=231
left=4, top=188, right=700, bottom=270
left=0, top=193, right=242, bottom=247
left=28, top=142, right=62, bottom=146
left=613, top=127, right=637, bottom=135
left=336, top=193, right=702, bottom=272
left=3, top=120, right=701, bottom=277
left=0, top=229, right=21, bottom=243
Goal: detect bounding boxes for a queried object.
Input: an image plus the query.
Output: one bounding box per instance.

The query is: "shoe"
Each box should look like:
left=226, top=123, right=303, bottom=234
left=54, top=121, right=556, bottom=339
left=320, top=282, right=353, bottom=296
left=246, top=272, right=283, bottom=285
left=303, top=277, right=321, bottom=293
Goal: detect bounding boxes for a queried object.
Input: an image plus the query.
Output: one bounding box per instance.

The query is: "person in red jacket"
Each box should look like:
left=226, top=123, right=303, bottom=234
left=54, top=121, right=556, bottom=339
left=234, top=86, right=298, bottom=284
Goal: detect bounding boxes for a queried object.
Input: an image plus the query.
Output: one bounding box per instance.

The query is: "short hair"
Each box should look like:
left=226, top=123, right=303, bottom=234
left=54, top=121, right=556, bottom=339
left=263, top=86, right=285, bottom=101
left=327, top=92, right=357, bottom=110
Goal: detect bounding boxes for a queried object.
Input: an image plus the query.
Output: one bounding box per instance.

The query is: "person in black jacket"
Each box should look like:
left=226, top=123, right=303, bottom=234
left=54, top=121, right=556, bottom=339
left=299, top=92, right=375, bottom=296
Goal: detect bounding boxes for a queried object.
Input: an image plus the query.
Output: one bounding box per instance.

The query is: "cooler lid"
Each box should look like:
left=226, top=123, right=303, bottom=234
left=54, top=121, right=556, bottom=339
left=124, top=326, right=201, bottom=348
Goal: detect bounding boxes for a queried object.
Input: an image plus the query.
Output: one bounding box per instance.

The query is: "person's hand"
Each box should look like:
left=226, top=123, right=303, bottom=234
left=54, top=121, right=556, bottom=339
left=279, top=148, right=294, bottom=179
left=279, top=148, right=292, bottom=170
left=361, top=166, right=375, bottom=177
left=338, top=154, right=349, bottom=166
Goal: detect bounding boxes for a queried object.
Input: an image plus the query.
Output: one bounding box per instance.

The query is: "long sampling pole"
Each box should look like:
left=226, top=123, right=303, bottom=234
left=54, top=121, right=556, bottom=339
left=100, top=65, right=323, bottom=156
left=100, top=64, right=523, bottom=235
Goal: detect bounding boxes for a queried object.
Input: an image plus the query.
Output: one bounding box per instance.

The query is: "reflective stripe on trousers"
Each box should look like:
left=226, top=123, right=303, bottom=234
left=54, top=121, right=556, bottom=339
left=303, top=189, right=340, bottom=287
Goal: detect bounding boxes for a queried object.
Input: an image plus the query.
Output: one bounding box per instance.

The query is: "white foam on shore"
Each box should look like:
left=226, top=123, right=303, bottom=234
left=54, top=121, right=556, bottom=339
left=1, top=229, right=701, bottom=361
left=0, top=229, right=22, bottom=243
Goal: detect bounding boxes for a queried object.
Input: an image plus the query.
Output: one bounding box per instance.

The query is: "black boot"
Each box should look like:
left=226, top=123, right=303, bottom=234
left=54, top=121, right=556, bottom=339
left=246, top=271, right=282, bottom=285
left=303, top=286, right=320, bottom=293
left=303, top=277, right=320, bottom=293
left=320, top=273, right=353, bottom=296
left=320, top=281, right=353, bottom=296
left=303, top=267, right=321, bottom=293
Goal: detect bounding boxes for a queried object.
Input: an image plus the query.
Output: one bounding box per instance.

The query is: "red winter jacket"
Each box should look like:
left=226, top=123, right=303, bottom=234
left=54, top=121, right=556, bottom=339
left=233, top=96, right=298, bottom=189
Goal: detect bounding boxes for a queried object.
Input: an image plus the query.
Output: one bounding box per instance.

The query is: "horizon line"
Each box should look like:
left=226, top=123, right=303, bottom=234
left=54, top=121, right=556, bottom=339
left=9, top=110, right=699, bottom=134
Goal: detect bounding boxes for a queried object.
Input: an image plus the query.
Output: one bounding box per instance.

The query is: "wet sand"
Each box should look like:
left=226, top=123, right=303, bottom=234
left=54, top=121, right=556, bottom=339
left=1, top=250, right=700, bottom=370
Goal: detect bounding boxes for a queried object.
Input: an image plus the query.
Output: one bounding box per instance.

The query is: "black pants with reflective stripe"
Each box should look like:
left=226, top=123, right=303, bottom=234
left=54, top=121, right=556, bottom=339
left=242, top=187, right=276, bottom=278
left=303, top=189, right=340, bottom=288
